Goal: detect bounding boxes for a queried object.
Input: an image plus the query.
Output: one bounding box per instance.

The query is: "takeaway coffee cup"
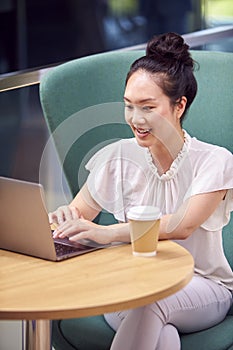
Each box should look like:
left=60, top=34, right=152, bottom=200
left=127, top=206, right=161, bottom=257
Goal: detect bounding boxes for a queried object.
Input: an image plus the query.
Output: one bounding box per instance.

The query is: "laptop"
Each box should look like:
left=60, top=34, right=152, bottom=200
left=0, top=176, right=108, bottom=261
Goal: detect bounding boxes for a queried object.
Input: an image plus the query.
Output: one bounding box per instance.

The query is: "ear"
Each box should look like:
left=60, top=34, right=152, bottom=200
left=176, top=96, right=187, bottom=119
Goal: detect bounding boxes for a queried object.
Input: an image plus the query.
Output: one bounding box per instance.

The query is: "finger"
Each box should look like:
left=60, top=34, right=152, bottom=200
left=48, top=212, right=53, bottom=223
left=61, top=207, right=72, bottom=222
left=56, top=209, right=66, bottom=225
left=54, top=220, right=82, bottom=238
left=52, top=228, right=61, bottom=238
left=52, top=221, right=68, bottom=237
left=48, top=212, right=58, bottom=225
left=70, top=206, right=81, bottom=220
left=56, top=206, right=73, bottom=224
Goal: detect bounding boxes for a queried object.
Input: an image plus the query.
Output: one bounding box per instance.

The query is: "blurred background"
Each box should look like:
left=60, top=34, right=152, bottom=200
left=0, top=0, right=233, bottom=195
left=1, top=0, right=233, bottom=74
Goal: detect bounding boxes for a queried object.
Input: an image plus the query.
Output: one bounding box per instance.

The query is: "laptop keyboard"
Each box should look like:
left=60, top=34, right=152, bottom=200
left=54, top=242, right=83, bottom=256
left=51, top=230, right=87, bottom=257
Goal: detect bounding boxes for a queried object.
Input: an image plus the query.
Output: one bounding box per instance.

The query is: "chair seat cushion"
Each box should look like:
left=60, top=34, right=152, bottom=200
left=52, top=315, right=115, bottom=350
left=53, top=314, right=233, bottom=350
left=180, top=315, right=233, bottom=350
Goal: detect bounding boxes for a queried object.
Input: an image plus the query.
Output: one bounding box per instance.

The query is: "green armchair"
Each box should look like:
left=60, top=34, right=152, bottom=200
left=40, top=49, right=233, bottom=350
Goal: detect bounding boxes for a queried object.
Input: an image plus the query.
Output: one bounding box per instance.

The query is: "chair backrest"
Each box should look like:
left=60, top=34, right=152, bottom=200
left=39, top=50, right=233, bottom=263
left=182, top=51, right=233, bottom=270
left=40, top=50, right=141, bottom=197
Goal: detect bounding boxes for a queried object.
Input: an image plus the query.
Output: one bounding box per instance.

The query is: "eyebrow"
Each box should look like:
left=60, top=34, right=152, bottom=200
left=123, top=97, right=157, bottom=103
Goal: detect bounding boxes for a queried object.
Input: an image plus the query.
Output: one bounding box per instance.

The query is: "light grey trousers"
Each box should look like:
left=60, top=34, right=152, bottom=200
left=104, top=275, right=233, bottom=350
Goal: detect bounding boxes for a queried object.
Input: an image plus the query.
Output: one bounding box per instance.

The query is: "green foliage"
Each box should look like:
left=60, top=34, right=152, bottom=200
left=206, top=0, right=233, bottom=18
left=108, top=0, right=138, bottom=15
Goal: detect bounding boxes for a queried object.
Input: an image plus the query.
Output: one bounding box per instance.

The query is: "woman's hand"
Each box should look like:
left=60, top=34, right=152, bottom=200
left=48, top=205, right=81, bottom=226
left=53, top=218, right=116, bottom=245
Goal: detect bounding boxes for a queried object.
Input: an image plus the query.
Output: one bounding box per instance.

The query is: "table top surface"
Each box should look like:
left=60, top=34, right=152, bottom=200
left=0, top=241, right=194, bottom=320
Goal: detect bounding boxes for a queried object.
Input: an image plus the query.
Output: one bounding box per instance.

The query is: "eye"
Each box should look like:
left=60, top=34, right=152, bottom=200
left=125, top=104, right=134, bottom=111
left=142, top=106, right=154, bottom=112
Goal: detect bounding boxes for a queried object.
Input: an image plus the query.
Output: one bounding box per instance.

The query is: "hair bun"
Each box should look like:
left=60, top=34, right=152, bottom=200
left=146, top=32, right=194, bottom=69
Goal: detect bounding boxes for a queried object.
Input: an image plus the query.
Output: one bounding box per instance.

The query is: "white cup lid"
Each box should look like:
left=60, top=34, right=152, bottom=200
left=127, top=206, right=161, bottom=221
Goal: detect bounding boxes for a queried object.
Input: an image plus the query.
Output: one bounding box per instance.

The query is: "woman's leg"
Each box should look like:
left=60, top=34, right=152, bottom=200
left=108, top=308, right=181, bottom=350
left=157, top=324, right=180, bottom=350
left=104, top=275, right=232, bottom=350
left=107, top=306, right=166, bottom=350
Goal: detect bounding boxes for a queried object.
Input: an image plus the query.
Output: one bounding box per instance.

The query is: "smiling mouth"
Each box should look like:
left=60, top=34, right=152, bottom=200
left=137, top=129, right=150, bottom=134
left=134, top=127, right=152, bottom=135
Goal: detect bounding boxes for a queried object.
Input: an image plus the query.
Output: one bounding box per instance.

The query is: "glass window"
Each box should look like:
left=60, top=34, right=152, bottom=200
left=0, top=0, right=232, bottom=193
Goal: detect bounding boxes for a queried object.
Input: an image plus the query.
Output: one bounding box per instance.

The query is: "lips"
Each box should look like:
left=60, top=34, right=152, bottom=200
left=137, top=128, right=150, bottom=134
left=134, top=127, right=152, bottom=138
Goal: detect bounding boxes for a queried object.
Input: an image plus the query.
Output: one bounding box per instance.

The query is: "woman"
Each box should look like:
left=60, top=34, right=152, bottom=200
left=50, top=33, right=233, bottom=349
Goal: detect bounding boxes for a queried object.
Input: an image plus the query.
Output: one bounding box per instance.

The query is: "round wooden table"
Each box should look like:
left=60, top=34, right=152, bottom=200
left=0, top=240, right=194, bottom=349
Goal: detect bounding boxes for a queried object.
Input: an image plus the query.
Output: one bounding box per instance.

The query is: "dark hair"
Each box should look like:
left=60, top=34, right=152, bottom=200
left=126, top=32, right=198, bottom=122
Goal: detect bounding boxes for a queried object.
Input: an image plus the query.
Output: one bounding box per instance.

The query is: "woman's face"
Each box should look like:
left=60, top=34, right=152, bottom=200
left=124, top=70, right=185, bottom=149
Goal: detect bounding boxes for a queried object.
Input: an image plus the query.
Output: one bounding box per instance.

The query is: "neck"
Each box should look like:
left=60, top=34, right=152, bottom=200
left=149, top=129, right=185, bottom=174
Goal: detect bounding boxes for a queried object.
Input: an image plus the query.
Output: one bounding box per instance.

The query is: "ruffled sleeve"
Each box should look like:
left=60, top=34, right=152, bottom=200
left=85, top=140, right=125, bottom=220
left=185, top=144, right=233, bottom=231
left=201, top=189, right=233, bottom=231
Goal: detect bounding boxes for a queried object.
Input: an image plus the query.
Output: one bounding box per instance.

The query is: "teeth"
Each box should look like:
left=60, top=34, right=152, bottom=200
left=137, top=129, right=150, bottom=134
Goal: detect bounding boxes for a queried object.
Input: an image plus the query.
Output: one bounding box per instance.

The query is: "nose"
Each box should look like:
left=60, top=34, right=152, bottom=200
left=131, top=109, right=146, bottom=126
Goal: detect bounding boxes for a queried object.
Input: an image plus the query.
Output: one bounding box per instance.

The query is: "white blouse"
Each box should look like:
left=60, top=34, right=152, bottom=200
left=86, top=131, right=233, bottom=290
